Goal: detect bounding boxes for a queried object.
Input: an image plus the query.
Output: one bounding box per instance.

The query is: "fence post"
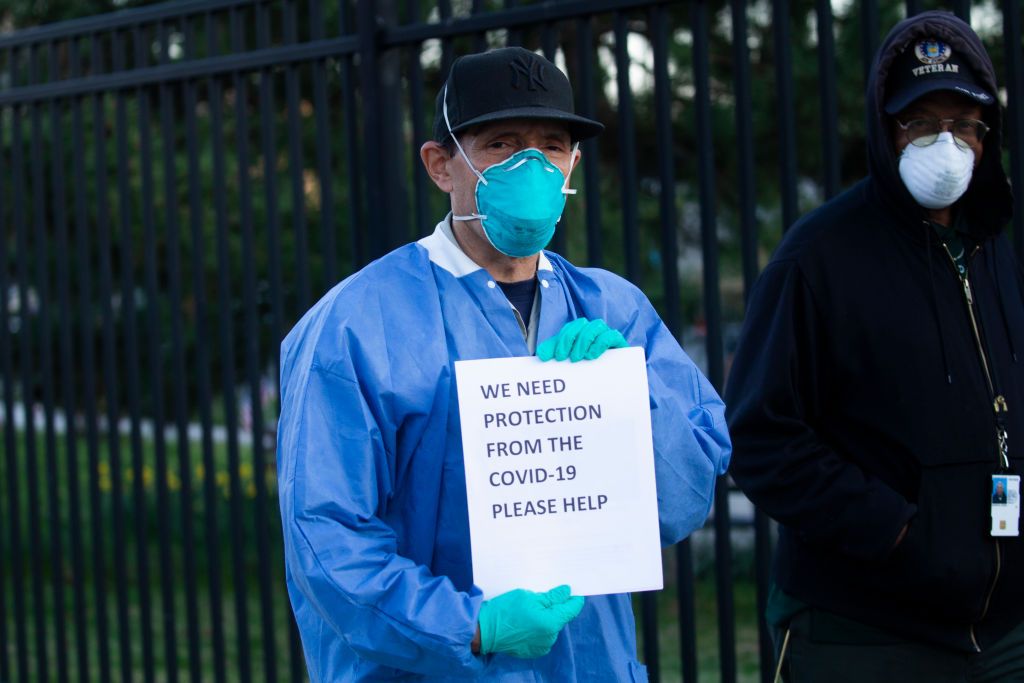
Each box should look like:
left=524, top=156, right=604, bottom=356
left=358, top=0, right=409, bottom=258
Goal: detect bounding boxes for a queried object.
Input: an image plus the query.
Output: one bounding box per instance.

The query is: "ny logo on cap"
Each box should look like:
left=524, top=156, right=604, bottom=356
left=509, top=54, right=547, bottom=91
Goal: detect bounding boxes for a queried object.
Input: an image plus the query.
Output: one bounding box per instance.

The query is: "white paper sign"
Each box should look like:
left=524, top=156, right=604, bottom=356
left=454, top=346, right=662, bottom=599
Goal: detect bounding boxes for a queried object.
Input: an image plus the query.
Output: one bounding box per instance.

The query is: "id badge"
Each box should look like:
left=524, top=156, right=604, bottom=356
left=990, top=474, right=1020, bottom=537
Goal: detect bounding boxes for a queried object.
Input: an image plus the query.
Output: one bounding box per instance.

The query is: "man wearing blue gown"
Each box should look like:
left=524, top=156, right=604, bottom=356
left=276, top=46, right=731, bottom=682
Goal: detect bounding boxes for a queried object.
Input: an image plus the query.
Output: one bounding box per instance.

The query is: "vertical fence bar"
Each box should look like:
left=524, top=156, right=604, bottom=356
left=340, top=2, right=365, bottom=269
left=231, top=8, right=274, bottom=681
left=650, top=14, right=698, bottom=683
left=141, top=20, right=179, bottom=679
left=0, top=88, right=11, bottom=679
left=613, top=12, right=640, bottom=282
left=651, top=10, right=688, bottom=680
left=158, top=20, right=204, bottom=683
left=113, top=30, right=153, bottom=683
left=0, top=100, right=6, bottom=682
left=692, top=3, right=736, bottom=682
left=256, top=1, right=284, bottom=362
left=285, top=0, right=312, bottom=312
left=101, top=47, right=133, bottom=681
left=614, top=10, right=652, bottom=671
left=861, top=0, right=879, bottom=83
left=575, top=17, right=602, bottom=268
left=735, top=0, right=775, bottom=632
left=773, top=0, right=798, bottom=232
left=544, top=24, right=569, bottom=257
left=676, top=539, right=698, bottom=683
left=225, top=7, right=252, bottom=679
left=505, top=0, right=522, bottom=46
left=310, top=0, right=338, bottom=284
left=193, top=16, right=228, bottom=682
left=0, top=56, right=30, bottom=683
left=734, top=3, right=777, bottom=680
left=285, top=0, right=311, bottom=661
left=371, top=0, right=397, bottom=254
left=113, top=28, right=150, bottom=683
left=407, top=37, right=432, bottom=238
left=730, top=0, right=758, bottom=305
left=31, top=41, right=70, bottom=683
left=650, top=3, right=679, bottom=417
left=753, top=515, right=774, bottom=682
left=13, top=70, right=51, bottom=683
left=905, top=0, right=922, bottom=17
left=541, top=22, right=557, bottom=62
left=140, top=30, right=180, bottom=679
left=815, top=0, right=840, bottom=199
left=250, top=32, right=286, bottom=677
left=359, top=0, right=408, bottom=255
left=49, top=39, right=90, bottom=683
left=76, top=34, right=111, bottom=683
left=438, top=0, right=454, bottom=77
left=952, top=0, right=969, bottom=22
left=1004, top=1, right=1024, bottom=259
left=471, top=0, right=488, bottom=53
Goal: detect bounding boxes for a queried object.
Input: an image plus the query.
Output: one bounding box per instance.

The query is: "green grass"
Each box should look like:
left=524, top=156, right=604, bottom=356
left=7, top=574, right=763, bottom=682
left=642, top=572, right=763, bottom=682
left=2, top=428, right=765, bottom=681
left=6, top=572, right=300, bottom=682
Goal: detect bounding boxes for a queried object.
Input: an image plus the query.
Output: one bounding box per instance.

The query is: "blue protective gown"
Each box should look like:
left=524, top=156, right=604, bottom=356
left=277, top=218, right=731, bottom=682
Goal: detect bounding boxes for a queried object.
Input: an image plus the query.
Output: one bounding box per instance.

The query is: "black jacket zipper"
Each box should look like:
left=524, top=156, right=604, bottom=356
left=940, top=242, right=1004, bottom=653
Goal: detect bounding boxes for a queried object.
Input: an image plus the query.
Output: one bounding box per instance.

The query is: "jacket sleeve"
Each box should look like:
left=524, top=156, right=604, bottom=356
left=629, top=297, right=732, bottom=546
left=724, top=260, right=915, bottom=562
left=277, top=338, right=484, bottom=678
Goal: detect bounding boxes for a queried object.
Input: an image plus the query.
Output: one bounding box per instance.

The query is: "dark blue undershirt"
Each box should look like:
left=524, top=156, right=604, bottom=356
left=498, top=278, right=537, bottom=326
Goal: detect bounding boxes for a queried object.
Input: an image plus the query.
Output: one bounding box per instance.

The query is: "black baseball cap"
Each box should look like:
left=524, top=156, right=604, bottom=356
left=433, top=46, right=604, bottom=143
left=884, top=37, right=994, bottom=114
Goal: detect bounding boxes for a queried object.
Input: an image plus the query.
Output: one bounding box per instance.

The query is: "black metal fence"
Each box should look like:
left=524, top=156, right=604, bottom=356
left=1, top=1, right=1022, bottom=682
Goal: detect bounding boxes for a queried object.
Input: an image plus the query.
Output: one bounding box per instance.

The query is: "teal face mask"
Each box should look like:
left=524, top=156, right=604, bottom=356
left=444, top=85, right=578, bottom=258
left=453, top=148, right=577, bottom=257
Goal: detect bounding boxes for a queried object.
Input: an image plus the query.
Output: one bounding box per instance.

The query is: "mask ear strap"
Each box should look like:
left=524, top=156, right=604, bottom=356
left=443, top=83, right=488, bottom=186
left=562, top=141, right=580, bottom=195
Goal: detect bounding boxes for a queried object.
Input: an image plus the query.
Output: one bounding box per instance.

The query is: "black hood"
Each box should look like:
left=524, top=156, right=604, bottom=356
left=866, top=10, right=1012, bottom=238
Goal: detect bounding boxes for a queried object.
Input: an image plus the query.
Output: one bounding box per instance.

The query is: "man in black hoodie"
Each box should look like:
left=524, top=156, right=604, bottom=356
left=726, top=11, right=1024, bottom=682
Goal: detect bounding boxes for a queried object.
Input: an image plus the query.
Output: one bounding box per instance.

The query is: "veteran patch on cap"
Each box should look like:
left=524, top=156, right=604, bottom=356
left=884, top=38, right=995, bottom=114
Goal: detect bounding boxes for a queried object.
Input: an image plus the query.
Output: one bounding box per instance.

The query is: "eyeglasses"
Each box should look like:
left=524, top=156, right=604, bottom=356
left=896, top=117, right=989, bottom=149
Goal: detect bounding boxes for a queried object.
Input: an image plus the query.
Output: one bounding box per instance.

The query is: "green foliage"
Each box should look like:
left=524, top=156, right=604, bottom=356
left=1, top=1, right=1016, bottom=408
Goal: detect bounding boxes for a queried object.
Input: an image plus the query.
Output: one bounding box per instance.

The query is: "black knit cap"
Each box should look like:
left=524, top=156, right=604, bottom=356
left=433, top=46, right=604, bottom=143
left=884, top=36, right=994, bottom=114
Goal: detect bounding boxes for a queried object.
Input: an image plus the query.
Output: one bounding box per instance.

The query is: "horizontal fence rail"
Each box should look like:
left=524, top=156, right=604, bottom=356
left=0, top=1, right=1021, bottom=682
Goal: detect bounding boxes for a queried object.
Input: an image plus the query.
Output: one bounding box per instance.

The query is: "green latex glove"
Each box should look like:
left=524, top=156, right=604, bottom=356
left=536, top=318, right=628, bottom=362
left=478, top=585, right=586, bottom=658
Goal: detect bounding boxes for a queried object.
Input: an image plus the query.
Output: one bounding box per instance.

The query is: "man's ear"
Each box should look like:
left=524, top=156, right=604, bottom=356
left=421, top=141, right=454, bottom=193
